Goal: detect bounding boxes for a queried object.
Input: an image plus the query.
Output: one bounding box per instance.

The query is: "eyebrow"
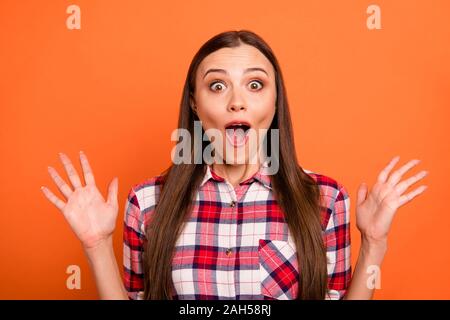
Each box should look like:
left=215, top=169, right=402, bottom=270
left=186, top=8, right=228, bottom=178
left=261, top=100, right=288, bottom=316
left=202, top=67, right=268, bottom=79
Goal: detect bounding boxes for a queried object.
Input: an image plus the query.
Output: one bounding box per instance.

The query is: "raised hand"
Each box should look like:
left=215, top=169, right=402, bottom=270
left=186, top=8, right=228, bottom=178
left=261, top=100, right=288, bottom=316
left=355, top=156, right=428, bottom=245
left=41, top=151, right=119, bottom=250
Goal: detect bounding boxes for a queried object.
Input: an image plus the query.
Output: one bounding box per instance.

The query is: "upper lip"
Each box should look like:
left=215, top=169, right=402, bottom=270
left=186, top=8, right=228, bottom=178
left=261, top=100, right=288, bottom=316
left=224, top=120, right=251, bottom=129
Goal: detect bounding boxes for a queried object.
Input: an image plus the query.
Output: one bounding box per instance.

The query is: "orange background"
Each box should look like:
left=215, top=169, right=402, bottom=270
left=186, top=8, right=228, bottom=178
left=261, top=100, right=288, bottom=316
left=0, top=0, right=449, bottom=299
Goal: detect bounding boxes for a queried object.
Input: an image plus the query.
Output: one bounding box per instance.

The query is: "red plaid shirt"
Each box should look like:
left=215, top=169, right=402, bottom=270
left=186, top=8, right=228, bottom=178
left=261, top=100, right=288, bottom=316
left=123, top=163, right=352, bottom=300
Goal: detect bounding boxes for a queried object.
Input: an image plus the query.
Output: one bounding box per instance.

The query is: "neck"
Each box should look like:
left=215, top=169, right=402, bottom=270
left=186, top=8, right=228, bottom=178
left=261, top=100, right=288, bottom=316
left=211, top=161, right=260, bottom=188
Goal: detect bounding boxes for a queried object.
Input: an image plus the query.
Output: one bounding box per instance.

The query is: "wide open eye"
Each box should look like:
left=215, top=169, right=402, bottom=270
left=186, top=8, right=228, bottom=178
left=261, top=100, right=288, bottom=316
left=210, top=81, right=226, bottom=92
left=248, top=80, right=263, bottom=90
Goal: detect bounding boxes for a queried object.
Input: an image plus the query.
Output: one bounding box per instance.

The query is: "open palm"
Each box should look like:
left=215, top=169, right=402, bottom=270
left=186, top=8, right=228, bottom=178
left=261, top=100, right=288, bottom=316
left=355, top=156, right=428, bottom=244
left=41, top=151, right=119, bottom=249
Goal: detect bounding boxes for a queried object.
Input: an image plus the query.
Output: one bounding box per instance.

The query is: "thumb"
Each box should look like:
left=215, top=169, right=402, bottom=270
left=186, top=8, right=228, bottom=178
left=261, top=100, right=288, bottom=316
left=107, top=177, right=119, bottom=208
left=357, top=182, right=368, bottom=207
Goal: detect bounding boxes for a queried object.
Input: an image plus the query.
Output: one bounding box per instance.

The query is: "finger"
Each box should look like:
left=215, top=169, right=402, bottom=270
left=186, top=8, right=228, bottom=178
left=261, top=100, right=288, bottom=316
left=41, top=186, right=65, bottom=211
left=377, top=156, right=400, bottom=183
left=107, top=177, right=118, bottom=208
left=79, top=151, right=96, bottom=186
left=395, top=170, right=428, bottom=195
left=387, top=159, right=421, bottom=187
left=398, top=185, right=428, bottom=207
left=58, top=152, right=83, bottom=189
left=47, top=166, right=73, bottom=199
left=357, top=183, right=368, bottom=207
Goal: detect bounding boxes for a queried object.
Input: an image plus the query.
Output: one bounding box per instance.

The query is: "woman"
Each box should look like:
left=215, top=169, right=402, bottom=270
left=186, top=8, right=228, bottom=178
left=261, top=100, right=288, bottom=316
left=41, top=30, right=428, bottom=300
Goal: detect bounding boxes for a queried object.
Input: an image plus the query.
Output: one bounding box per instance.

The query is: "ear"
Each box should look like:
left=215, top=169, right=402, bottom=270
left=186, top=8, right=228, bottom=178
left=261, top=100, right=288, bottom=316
left=189, top=93, right=197, bottom=114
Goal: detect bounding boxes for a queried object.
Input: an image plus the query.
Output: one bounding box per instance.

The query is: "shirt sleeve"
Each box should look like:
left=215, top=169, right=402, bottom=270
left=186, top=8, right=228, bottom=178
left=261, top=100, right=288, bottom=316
left=324, top=183, right=352, bottom=300
left=123, top=186, right=145, bottom=300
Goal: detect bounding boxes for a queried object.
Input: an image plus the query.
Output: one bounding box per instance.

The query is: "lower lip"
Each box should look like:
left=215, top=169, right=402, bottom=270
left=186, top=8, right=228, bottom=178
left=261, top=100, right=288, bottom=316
left=226, top=131, right=250, bottom=147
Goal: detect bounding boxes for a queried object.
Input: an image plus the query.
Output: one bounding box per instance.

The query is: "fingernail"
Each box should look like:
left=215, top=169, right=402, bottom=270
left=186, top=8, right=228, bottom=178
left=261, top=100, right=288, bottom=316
left=79, top=150, right=84, bottom=154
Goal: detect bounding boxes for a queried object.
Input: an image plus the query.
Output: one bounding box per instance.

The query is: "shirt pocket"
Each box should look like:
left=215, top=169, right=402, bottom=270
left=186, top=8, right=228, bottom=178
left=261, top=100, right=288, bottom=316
left=258, top=239, right=299, bottom=300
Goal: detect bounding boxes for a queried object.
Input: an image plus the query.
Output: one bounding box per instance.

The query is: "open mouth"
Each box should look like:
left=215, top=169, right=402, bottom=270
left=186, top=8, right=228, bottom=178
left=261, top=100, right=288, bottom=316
left=224, top=121, right=251, bottom=147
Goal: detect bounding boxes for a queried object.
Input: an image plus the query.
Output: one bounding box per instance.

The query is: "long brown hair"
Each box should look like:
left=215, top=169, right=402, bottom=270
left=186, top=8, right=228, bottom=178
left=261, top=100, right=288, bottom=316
left=142, top=30, right=327, bottom=300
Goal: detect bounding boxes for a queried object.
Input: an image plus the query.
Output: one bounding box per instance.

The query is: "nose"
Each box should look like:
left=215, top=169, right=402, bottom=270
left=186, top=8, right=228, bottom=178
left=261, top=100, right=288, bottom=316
left=227, top=89, right=247, bottom=112
left=229, top=104, right=246, bottom=112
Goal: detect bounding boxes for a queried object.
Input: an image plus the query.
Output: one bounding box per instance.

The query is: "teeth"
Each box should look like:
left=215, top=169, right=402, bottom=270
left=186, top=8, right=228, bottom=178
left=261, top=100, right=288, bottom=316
left=227, top=123, right=249, bottom=129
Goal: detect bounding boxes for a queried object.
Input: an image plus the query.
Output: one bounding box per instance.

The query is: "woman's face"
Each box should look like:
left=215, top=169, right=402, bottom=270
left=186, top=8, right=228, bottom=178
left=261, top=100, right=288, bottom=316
left=192, top=43, right=277, bottom=165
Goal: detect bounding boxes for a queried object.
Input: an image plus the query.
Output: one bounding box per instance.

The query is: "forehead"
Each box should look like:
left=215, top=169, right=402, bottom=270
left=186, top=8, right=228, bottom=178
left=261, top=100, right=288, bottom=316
left=197, top=44, right=274, bottom=77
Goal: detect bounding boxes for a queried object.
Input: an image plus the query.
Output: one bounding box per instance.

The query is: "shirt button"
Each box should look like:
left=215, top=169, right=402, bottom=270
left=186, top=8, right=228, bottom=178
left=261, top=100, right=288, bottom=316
left=230, top=201, right=236, bottom=207
left=226, top=248, right=232, bottom=256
